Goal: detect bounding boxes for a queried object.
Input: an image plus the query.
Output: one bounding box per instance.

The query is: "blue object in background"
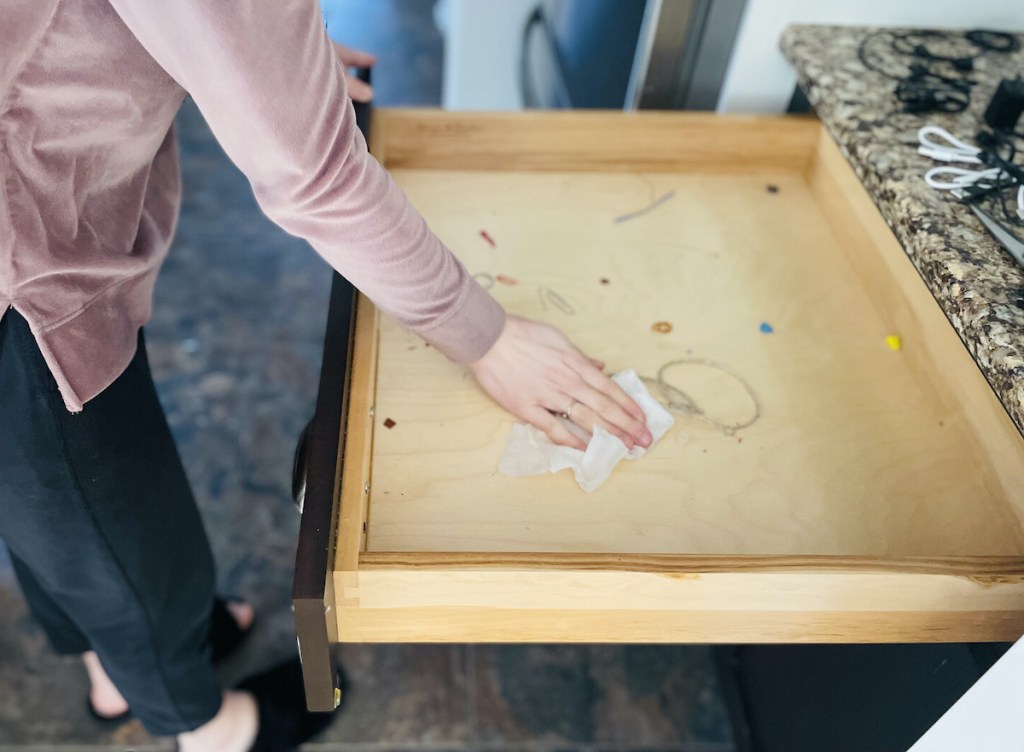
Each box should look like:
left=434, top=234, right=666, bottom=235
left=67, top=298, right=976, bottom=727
left=316, top=0, right=445, bottom=107
left=321, top=0, right=337, bottom=39
left=544, top=0, right=646, bottom=108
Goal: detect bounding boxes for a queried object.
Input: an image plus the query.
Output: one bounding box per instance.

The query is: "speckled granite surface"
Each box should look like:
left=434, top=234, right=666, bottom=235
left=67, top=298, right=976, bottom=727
left=782, top=25, right=1024, bottom=436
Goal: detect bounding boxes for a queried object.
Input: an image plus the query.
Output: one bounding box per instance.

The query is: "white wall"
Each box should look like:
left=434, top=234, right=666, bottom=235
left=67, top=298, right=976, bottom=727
left=908, top=638, right=1024, bottom=752
left=441, top=0, right=1024, bottom=113
left=438, top=0, right=537, bottom=110
left=718, top=0, right=1024, bottom=113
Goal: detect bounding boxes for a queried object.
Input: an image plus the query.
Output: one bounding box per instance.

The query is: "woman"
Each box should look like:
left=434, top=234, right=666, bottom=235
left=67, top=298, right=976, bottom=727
left=0, top=2, right=652, bottom=750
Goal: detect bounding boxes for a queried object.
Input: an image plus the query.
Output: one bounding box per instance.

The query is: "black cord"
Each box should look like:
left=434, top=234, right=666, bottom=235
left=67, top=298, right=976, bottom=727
left=946, top=127, right=1023, bottom=220
left=890, top=31, right=977, bottom=73
left=966, top=29, right=1021, bottom=54
left=896, top=66, right=973, bottom=113
left=981, top=149, right=1024, bottom=186
left=996, top=181, right=1022, bottom=226
left=977, top=129, right=1018, bottom=161
left=973, top=128, right=1024, bottom=226
left=858, top=28, right=1019, bottom=114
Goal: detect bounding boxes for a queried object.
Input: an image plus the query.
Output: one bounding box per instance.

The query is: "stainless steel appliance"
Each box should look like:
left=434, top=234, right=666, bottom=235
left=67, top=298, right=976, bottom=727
left=521, top=0, right=748, bottom=110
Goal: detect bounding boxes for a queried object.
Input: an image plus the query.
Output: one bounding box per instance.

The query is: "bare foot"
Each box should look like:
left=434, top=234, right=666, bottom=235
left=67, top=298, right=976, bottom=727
left=83, top=599, right=255, bottom=718
left=177, top=690, right=258, bottom=752
left=225, top=600, right=255, bottom=632
left=83, top=651, right=129, bottom=718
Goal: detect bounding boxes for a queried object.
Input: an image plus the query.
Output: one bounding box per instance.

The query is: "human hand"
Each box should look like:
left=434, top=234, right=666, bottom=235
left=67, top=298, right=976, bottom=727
left=332, top=41, right=375, bottom=102
left=469, top=315, right=653, bottom=451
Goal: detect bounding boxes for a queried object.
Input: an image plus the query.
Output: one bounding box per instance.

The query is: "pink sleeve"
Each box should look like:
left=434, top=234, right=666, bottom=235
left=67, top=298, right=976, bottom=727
left=107, top=0, right=505, bottom=362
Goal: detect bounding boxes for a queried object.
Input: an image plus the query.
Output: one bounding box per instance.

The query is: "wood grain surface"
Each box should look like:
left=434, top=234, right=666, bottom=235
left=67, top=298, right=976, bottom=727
left=334, top=294, right=379, bottom=573
left=361, top=155, right=1024, bottom=557
left=326, top=113, right=1024, bottom=644
left=371, top=110, right=819, bottom=174
left=334, top=606, right=1024, bottom=644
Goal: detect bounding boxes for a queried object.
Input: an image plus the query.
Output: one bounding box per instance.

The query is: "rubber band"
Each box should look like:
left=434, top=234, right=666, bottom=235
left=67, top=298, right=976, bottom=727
left=641, top=358, right=761, bottom=436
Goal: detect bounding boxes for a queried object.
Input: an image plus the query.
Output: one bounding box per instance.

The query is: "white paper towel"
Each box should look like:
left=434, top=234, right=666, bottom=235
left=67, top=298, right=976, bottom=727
left=498, top=369, right=674, bottom=491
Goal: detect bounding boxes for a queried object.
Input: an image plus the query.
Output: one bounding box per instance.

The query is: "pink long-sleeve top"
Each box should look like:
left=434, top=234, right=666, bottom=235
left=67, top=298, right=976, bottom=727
left=0, top=0, right=505, bottom=412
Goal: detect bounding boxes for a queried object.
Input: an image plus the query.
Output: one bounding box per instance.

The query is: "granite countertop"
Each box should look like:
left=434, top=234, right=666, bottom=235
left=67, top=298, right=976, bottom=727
left=781, top=25, right=1024, bottom=437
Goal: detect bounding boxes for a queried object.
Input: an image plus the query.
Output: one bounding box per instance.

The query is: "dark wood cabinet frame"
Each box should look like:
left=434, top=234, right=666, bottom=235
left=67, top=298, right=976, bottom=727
left=291, top=70, right=371, bottom=712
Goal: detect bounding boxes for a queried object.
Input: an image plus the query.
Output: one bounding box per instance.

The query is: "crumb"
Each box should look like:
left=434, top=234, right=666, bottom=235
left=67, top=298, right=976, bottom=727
left=600, top=277, right=610, bottom=285
left=383, top=418, right=396, bottom=429
left=652, top=321, right=673, bottom=334
left=480, top=230, right=496, bottom=247
left=766, top=184, right=779, bottom=194
left=496, top=274, right=519, bottom=286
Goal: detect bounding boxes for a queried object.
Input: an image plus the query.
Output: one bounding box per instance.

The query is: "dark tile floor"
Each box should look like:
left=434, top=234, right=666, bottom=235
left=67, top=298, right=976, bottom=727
left=0, top=2, right=733, bottom=750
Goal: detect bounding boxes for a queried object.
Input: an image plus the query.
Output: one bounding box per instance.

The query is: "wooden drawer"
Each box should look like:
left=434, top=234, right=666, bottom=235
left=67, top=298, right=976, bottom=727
left=292, top=111, right=1024, bottom=710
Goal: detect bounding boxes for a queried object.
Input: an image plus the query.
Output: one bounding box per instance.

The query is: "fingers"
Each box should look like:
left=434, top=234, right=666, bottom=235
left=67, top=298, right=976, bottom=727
left=565, top=349, right=644, bottom=421
left=524, top=407, right=586, bottom=451
left=562, top=350, right=651, bottom=446
left=562, top=397, right=637, bottom=450
left=345, top=73, right=374, bottom=103
left=466, top=314, right=649, bottom=452
left=331, top=42, right=375, bottom=101
left=333, top=42, right=377, bottom=68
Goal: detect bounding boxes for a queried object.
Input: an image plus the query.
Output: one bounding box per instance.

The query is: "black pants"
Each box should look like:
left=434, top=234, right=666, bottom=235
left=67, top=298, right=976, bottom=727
left=0, top=310, right=222, bottom=735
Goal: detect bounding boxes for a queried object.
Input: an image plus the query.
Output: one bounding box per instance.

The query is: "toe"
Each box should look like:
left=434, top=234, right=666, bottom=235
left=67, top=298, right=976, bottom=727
left=226, top=600, right=255, bottom=632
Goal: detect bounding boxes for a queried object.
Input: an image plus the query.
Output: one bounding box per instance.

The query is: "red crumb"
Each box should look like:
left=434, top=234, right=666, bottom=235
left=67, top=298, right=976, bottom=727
left=480, top=230, right=497, bottom=247
left=496, top=274, right=519, bottom=286
left=383, top=418, right=396, bottom=429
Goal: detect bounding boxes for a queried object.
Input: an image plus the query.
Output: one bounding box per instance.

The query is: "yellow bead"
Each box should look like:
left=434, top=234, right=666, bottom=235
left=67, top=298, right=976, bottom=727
left=885, top=335, right=902, bottom=351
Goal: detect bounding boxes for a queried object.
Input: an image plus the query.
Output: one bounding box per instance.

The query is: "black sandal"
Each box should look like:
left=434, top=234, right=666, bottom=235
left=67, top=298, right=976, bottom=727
left=170, top=658, right=342, bottom=752
left=86, top=596, right=255, bottom=725
left=85, top=696, right=133, bottom=725
left=209, top=595, right=256, bottom=663
left=238, top=658, right=341, bottom=751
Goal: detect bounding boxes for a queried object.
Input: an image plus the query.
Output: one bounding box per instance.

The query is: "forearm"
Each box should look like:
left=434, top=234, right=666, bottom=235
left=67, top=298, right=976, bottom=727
left=108, top=0, right=504, bottom=361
